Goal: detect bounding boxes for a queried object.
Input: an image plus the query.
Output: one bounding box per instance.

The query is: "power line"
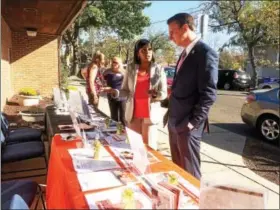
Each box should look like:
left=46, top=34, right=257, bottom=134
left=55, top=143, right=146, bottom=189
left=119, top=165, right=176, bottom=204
left=149, top=2, right=213, bottom=25
left=150, top=8, right=206, bottom=25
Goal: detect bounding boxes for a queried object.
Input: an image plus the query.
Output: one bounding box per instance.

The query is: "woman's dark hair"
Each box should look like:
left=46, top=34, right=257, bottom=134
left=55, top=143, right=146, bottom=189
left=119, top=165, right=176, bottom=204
left=134, top=39, right=155, bottom=64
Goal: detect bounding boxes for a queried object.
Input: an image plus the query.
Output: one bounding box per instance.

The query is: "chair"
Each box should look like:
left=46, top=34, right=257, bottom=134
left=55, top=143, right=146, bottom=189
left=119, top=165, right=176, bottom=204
left=1, top=128, right=48, bottom=180
left=1, top=112, right=42, bottom=145
left=9, top=194, right=29, bottom=210
left=1, top=179, right=46, bottom=210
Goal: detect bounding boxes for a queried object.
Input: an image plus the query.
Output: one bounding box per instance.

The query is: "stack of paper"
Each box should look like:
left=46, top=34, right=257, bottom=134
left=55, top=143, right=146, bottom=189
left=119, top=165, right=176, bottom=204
left=68, top=148, right=120, bottom=173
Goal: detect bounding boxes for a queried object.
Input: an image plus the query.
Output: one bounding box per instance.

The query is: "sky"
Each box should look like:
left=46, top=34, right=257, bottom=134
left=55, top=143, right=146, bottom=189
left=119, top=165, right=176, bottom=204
left=143, top=1, right=233, bottom=51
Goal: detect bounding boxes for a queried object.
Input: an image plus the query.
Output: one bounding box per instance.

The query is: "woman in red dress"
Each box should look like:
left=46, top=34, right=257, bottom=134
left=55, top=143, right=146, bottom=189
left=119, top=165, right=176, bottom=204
left=111, top=39, right=167, bottom=150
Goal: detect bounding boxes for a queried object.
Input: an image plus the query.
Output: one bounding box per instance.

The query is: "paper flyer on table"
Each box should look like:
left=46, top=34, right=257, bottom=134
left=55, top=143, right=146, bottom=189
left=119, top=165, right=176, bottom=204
left=143, top=171, right=199, bottom=209
left=68, top=148, right=120, bottom=173
left=104, top=135, right=130, bottom=148
left=77, top=168, right=138, bottom=192
left=109, top=145, right=160, bottom=167
left=85, top=184, right=153, bottom=209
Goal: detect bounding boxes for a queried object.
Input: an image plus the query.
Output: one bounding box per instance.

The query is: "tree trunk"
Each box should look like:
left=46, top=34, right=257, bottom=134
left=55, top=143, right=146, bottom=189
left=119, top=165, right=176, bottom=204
left=248, top=45, right=258, bottom=88
left=125, top=48, right=129, bottom=64
left=72, top=40, right=80, bottom=76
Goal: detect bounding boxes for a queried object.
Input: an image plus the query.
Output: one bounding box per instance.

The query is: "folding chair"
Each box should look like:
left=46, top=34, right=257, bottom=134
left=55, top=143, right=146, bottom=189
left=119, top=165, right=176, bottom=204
left=1, top=112, right=42, bottom=145
left=1, top=179, right=46, bottom=210
left=1, top=128, right=48, bottom=180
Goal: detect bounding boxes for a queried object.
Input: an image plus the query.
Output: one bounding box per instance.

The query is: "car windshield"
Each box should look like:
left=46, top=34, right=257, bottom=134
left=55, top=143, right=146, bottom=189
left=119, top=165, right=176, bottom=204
left=165, top=67, right=175, bottom=78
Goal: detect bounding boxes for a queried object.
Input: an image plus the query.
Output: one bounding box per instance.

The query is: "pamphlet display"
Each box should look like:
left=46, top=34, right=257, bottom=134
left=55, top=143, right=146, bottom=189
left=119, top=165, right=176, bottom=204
left=77, top=168, right=138, bottom=192
left=68, top=148, right=120, bottom=173
left=85, top=184, right=153, bottom=209
left=63, top=96, right=200, bottom=210
left=143, top=171, right=199, bottom=209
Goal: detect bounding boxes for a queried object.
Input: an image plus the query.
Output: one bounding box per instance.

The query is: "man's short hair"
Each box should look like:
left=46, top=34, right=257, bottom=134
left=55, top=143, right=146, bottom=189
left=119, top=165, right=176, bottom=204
left=167, top=13, right=195, bottom=31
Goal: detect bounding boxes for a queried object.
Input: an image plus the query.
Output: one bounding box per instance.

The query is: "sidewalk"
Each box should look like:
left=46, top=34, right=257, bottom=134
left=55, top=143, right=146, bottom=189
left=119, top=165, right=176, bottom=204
left=98, top=95, right=279, bottom=209
left=71, top=77, right=279, bottom=209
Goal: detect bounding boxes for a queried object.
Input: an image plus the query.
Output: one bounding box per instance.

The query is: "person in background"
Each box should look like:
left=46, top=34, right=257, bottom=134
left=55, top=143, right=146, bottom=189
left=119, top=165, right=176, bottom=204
left=101, top=57, right=126, bottom=125
left=84, top=51, right=105, bottom=107
left=166, top=13, right=218, bottom=180
left=111, top=39, right=167, bottom=150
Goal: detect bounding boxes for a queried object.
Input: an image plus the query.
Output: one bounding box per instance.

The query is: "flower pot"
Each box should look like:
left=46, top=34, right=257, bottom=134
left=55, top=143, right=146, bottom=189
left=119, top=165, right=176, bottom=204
left=19, top=95, right=40, bottom=106
left=20, top=110, right=45, bottom=122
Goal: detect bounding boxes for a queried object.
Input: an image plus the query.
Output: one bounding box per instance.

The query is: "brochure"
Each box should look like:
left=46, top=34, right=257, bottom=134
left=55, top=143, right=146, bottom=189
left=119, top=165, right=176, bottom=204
left=68, top=148, right=120, bottom=173
left=77, top=168, right=138, bottom=192
left=143, top=171, right=199, bottom=209
left=85, top=184, right=152, bottom=209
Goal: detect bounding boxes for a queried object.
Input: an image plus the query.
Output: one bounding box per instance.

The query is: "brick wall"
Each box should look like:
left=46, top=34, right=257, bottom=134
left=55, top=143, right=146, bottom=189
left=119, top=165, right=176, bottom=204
left=1, top=16, right=12, bottom=110
left=11, top=32, right=59, bottom=97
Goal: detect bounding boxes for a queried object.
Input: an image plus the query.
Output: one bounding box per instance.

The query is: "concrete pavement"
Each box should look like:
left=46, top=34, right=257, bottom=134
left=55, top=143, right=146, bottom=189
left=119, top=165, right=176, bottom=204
left=70, top=77, right=279, bottom=209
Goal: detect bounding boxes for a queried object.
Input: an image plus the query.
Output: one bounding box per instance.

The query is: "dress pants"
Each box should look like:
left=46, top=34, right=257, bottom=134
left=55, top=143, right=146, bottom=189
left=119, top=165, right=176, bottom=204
left=168, top=122, right=205, bottom=180
left=108, top=98, right=126, bottom=125
left=128, top=118, right=158, bottom=151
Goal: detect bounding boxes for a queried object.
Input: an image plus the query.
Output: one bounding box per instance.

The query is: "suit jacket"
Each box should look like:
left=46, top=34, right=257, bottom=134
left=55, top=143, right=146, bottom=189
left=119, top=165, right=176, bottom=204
left=117, top=62, right=167, bottom=124
left=168, top=41, right=218, bottom=133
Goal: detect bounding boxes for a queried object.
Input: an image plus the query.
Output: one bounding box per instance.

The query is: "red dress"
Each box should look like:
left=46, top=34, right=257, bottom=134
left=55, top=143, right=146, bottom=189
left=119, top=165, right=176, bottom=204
left=133, top=72, right=150, bottom=118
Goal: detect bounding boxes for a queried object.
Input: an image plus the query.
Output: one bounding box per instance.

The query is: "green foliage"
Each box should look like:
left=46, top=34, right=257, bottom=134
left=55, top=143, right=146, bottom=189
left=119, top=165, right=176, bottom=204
left=60, top=63, right=69, bottom=89
left=147, top=31, right=177, bottom=65
left=207, top=0, right=280, bottom=87
left=61, top=1, right=151, bottom=75
left=19, top=87, right=39, bottom=96
left=219, top=49, right=246, bottom=70
left=66, top=86, right=78, bottom=91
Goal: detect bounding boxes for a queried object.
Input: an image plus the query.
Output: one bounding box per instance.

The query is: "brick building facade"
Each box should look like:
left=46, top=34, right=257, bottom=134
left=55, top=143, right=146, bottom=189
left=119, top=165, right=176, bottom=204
left=1, top=0, right=87, bottom=110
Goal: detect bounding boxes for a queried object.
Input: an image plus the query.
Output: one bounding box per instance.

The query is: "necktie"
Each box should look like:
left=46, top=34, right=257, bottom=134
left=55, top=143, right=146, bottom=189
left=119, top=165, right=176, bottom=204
left=176, top=50, right=187, bottom=73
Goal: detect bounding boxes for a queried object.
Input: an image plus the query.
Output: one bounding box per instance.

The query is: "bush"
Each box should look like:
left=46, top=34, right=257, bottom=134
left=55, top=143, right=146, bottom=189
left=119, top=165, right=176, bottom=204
left=60, top=63, right=70, bottom=89
left=19, top=87, right=39, bottom=96
left=66, top=86, right=78, bottom=91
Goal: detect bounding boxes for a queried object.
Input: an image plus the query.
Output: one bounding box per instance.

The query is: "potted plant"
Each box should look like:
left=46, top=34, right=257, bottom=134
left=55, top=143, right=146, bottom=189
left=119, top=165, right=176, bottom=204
left=18, top=87, right=41, bottom=106
left=19, top=106, right=45, bottom=122
left=62, top=85, right=78, bottom=100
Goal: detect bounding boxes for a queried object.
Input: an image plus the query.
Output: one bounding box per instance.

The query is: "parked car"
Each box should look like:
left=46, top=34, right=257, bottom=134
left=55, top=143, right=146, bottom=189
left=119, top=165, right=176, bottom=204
left=164, top=67, right=175, bottom=96
left=161, top=67, right=175, bottom=107
left=218, top=70, right=251, bottom=90
left=258, top=80, right=279, bottom=89
left=241, top=87, right=280, bottom=142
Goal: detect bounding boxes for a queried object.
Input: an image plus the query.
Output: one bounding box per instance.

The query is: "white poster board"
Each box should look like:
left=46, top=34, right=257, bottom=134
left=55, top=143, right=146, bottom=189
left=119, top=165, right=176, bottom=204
left=68, top=90, right=84, bottom=115
left=53, top=87, right=62, bottom=108
left=69, top=108, right=82, bottom=137
left=125, top=127, right=149, bottom=175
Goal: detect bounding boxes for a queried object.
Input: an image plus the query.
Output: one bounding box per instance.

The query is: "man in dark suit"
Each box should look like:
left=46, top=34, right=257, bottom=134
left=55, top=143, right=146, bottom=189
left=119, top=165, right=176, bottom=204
left=166, top=13, right=218, bottom=180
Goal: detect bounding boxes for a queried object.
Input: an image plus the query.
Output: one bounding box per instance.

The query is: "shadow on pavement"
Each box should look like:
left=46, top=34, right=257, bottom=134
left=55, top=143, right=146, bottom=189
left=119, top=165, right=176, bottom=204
left=206, top=122, right=280, bottom=185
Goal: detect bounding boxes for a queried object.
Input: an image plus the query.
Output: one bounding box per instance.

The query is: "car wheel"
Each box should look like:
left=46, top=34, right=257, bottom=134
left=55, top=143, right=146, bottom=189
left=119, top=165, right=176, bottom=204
left=257, top=115, right=280, bottom=142
left=224, top=82, right=231, bottom=90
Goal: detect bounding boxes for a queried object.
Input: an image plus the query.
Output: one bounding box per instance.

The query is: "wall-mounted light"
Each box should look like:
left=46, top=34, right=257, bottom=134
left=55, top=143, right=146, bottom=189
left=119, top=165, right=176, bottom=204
left=26, top=28, right=37, bottom=37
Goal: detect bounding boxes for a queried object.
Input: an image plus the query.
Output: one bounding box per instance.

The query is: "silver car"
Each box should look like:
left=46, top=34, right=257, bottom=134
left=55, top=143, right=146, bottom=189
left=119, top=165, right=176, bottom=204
left=258, top=81, right=279, bottom=89
left=241, top=88, right=280, bottom=142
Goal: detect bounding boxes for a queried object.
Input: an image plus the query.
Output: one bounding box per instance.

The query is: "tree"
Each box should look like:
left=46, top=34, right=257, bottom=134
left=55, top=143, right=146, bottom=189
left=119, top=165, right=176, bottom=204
left=206, top=0, right=280, bottom=87
left=219, top=49, right=246, bottom=70
left=62, top=1, right=151, bottom=76
left=146, top=30, right=177, bottom=65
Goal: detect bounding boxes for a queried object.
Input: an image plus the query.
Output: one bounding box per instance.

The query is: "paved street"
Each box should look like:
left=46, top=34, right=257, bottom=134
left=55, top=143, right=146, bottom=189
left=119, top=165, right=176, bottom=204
left=71, top=78, right=279, bottom=209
